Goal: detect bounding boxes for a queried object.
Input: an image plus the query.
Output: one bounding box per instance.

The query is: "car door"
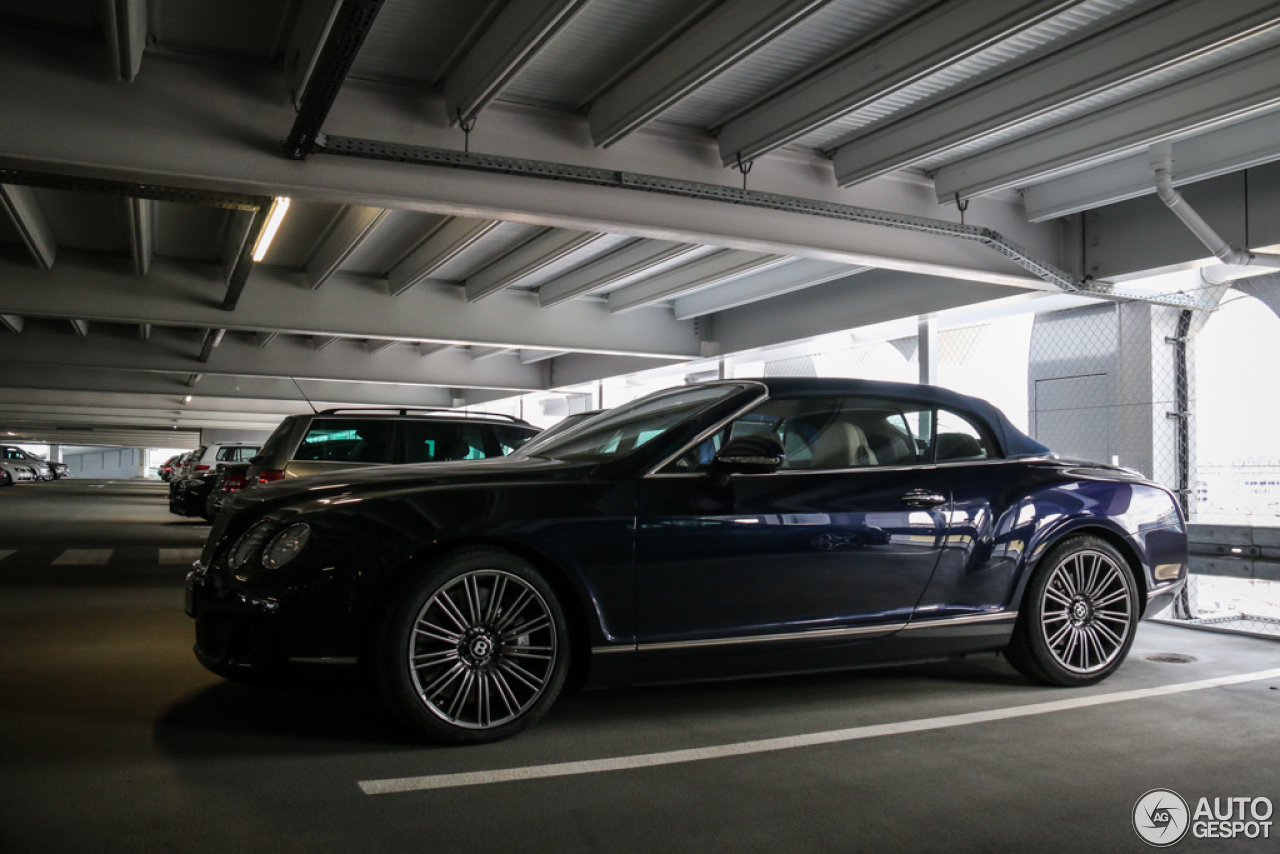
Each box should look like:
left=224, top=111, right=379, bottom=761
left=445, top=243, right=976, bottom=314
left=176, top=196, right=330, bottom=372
left=634, top=395, right=950, bottom=649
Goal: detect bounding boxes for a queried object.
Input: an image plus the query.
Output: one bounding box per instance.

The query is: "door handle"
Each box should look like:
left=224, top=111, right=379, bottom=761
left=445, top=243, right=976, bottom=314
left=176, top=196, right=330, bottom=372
left=901, top=490, right=946, bottom=508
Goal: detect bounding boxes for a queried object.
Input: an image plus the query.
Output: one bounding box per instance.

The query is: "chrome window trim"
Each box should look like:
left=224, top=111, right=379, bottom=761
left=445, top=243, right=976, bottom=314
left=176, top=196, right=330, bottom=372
left=647, top=456, right=1029, bottom=479
left=644, top=387, right=1027, bottom=479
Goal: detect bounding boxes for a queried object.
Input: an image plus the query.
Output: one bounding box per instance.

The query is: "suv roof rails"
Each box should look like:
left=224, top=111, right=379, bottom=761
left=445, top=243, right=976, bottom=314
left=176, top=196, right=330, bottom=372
left=315, top=407, right=529, bottom=424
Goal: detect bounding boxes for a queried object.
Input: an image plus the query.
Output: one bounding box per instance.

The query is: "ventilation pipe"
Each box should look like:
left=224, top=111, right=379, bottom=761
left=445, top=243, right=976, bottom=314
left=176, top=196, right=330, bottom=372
left=1150, top=142, right=1280, bottom=285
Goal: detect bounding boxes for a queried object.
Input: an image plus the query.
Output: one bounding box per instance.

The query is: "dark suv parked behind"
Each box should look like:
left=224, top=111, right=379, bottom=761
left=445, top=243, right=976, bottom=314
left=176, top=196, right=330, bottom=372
left=246, top=408, right=539, bottom=485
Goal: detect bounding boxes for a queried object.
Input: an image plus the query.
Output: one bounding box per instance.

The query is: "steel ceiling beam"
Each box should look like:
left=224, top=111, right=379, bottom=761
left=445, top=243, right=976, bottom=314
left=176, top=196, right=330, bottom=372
left=306, top=204, right=389, bottom=288
left=138, top=323, right=151, bottom=341
left=418, top=343, right=453, bottom=358
left=0, top=184, right=57, bottom=270
left=125, top=197, right=153, bottom=276
left=1023, top=108, right=1280, bottom=220
left=198, top=328, right=225, bottom=363
left=70, top=319, right=89, bottom=337
left=100, top=0, right=148, bottom=82
left=518, top=350, right=568, bottom=364
left=469, top=346, right=511, bottom=361
left=0, top=325, right=547, bottom=393
left=1, top=315, right=23, bottom=333
left=608, top=250, right=790, bottom=314
left=715, top=0, right=1080, bottom=167
left=588, top=0, right=831, bottom=147
left=0, top=34, right=1064, bottom=288
left=0, top=253, right=699, bottom=359
left=312, top=336, right=338, bottom=351
left=671, top=258, right=867, bottom=320
left=932, top=43, right=1280, bottom=201
left=284, top=0, right=386, bottom=159
left=283, top=0, right=344, bottom=111
left=0, top=369, right=458, bottom=411
left=257, top=331, right=278, bottom=348
left=366, top=338, right=398, bottom=354
left=464, top=228, right=605, bottom=302
left=537, top=240, right=703, bottom=307
left=832, top=0, right=1280, bottom=187
left=389, top=217, right=501, bottom=296
left=443, top=0, right=591, bottom=126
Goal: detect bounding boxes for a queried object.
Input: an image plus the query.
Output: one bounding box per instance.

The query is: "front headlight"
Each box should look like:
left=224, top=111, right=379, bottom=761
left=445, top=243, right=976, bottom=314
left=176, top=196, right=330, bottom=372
left=227, top=520, right=275, bottom=570
left=261, top=523, right=311, bottom=570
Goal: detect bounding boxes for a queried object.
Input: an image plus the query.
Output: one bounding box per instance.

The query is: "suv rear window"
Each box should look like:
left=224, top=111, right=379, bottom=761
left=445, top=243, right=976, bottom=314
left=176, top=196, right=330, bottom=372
left=216, top=446, right=260, bottom=462
left=493, top=426, right=537, bottom=455
left=295, top=419, right=398, bottom=464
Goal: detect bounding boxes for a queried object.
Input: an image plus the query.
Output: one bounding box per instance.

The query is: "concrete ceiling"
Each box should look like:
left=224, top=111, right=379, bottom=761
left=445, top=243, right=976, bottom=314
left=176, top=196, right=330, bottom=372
left=2, top=0, right=1279, bottom=440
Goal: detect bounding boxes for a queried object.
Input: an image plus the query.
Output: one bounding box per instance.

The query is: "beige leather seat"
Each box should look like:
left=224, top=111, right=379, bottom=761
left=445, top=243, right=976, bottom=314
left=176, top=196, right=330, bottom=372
left=807, top=421, right=878, bottom=469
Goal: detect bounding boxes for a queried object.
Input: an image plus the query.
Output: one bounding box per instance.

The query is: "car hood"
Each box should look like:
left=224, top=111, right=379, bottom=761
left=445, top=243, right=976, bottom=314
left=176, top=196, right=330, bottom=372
left=227, top=454, right=596, bottom=512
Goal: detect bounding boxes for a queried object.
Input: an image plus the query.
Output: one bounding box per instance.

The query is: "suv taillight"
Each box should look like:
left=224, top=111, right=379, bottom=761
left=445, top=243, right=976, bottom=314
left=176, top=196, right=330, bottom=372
left=258, top=470, right=285, bottom=484
left=194, top=465, right=209, bottom=472
left=221, top=474, right=246, bottom=492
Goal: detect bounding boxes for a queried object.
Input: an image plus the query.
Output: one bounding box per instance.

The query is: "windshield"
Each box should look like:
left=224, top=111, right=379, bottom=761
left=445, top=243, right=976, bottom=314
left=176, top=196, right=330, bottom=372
left=526, top=384, right=745, bottom=462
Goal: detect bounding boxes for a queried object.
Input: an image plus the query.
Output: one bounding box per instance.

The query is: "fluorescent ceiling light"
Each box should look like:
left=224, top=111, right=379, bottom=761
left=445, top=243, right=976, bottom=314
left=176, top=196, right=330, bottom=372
left=252, top=197, right=291, bottom=262
left=182, top=395, right=192, bottom=404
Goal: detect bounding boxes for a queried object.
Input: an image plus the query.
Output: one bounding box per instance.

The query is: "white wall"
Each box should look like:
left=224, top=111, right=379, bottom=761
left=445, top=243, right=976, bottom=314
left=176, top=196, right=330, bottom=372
left=64, top=447, right=145, bottom=479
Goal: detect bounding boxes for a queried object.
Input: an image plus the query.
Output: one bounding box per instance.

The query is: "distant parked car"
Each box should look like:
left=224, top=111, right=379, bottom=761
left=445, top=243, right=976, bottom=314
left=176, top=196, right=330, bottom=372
left=49, top=460, right=69, bottom=479
left=169, top=445, right=262, bottom=517
left=0, top=459, right=36, bottom=485
left=1, top=446, right=53, bottom=481
left=160, top=455, right=185, bottom=482
left=205, top=462, right=252, bottom=520
left=244, top=408, right=538, bottom=485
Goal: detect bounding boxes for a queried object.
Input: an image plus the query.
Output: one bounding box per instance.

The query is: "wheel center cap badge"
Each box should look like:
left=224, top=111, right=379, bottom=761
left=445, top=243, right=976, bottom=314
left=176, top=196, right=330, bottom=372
left=470, top=637, right=492, bottom=659
left=1072, top=601, right=1089, bottom=621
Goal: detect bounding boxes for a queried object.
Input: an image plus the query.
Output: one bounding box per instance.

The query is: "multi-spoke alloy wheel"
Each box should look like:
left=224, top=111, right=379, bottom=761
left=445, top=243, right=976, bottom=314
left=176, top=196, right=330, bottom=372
left=376, top=548, right=569, bottom=744
left=1040, top=549, right=1132, bottom=674
left=1005, top=535, right=1138, bottom=687
left=409, top=569, right=557, bottom=729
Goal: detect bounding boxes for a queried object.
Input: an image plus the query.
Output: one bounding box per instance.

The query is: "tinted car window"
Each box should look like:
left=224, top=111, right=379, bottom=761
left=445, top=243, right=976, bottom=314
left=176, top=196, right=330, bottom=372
left=663, top=397, right=935, bottom=472
left=216, top=446, right=260, bottom=462
left=493, top=425, right=536, bottom=455
left=403, top=422, right=489, bottom=464
left=295, top=420, right=397, bottom=464
left=934, top=408, right=992, bottom=462
left=531, top=385, right=742, bottom=462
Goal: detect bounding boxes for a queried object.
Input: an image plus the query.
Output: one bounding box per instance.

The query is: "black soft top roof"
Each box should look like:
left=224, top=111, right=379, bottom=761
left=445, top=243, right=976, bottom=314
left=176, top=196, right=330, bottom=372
left=747, top=377, right=1050, bottom=458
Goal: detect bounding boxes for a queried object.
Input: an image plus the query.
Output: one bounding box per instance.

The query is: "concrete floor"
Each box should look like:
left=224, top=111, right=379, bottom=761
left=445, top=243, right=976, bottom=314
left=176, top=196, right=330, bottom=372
left=1, top=480, right=1278, bottom=853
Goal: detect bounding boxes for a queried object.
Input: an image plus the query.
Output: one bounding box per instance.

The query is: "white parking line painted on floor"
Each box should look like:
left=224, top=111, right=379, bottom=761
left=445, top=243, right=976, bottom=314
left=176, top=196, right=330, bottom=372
left=50, top=549, right=113, bottom=565
left=359, top=666, right=1280, bottom=795
left=159, top=548, right=203, bottom=565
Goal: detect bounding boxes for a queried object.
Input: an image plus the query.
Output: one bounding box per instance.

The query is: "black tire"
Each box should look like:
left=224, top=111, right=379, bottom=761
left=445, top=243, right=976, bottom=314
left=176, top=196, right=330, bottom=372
left=374, top=547, right=570, bottom=744
left=0, top=470, right=11, bottom=487
left=1005, top=535, right=1139, bottom=687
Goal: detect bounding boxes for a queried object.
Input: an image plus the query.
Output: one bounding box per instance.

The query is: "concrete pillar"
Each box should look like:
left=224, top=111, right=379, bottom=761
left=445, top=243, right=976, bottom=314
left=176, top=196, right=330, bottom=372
left=48, top=444, right=61, bottom=462
left=918, top=317, right=938, bottom=385
left=138, top=448, right=149, bottom=478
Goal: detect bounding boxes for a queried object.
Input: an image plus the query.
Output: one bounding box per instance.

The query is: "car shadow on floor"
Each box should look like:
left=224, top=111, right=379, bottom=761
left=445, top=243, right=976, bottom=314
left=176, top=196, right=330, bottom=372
left=154, top=655, right=1030, bottom=759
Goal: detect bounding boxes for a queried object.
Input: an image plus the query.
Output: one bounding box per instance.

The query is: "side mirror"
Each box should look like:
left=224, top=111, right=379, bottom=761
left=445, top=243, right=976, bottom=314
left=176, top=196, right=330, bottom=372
left=710, top=435, right=785, bottom=487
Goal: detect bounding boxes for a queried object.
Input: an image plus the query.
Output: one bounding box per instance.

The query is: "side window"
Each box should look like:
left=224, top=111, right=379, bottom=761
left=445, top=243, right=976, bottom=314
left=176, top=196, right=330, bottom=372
left=295, top=419, right=397, bottom=464
left=217, top=446, right=259, bottom=462
left=660, top=397, right=935, bottom=473
left=403, top=422, right=489, bottom=463
left=493, top=426, right=536, bottom=455
left=934, top=408, right=992, bottom=462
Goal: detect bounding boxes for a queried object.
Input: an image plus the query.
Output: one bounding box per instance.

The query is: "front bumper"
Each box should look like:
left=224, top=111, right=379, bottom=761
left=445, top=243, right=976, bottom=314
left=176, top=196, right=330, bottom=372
left=186, top=560, right=283, bottom=671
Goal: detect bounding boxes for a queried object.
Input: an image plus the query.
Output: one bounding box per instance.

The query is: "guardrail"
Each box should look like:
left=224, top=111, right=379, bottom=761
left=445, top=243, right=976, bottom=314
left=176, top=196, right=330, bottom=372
left=1153, top=523, right=1280, bottom=639
left=1187, top=523, right=1280, bottom=582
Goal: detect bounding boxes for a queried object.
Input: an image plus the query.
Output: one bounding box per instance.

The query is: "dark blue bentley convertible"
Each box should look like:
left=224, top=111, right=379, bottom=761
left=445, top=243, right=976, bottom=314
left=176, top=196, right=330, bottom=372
left=187, top=379, right=1188, bottom=743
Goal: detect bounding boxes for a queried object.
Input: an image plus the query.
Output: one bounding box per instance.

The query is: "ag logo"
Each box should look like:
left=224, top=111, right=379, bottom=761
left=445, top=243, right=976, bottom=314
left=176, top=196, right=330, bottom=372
left=1134, top=789, right=1190, bottom=847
